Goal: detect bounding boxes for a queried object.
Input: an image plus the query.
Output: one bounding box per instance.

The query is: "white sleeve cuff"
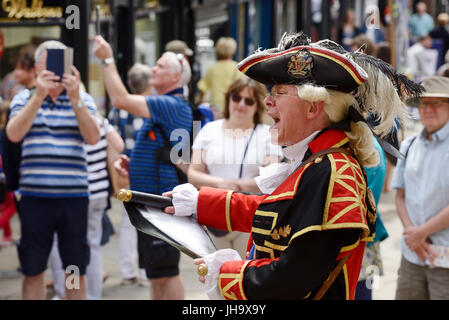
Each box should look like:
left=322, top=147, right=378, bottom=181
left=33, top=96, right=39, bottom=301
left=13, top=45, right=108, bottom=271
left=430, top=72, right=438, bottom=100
left=203, top=249, right=242, bottom=300
left=172, top=183, right=199, bottom=218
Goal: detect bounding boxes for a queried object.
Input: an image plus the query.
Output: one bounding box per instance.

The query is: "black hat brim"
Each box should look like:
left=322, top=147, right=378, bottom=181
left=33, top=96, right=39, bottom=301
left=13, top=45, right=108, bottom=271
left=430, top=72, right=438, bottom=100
left=237, top=46, right=367, bottom=93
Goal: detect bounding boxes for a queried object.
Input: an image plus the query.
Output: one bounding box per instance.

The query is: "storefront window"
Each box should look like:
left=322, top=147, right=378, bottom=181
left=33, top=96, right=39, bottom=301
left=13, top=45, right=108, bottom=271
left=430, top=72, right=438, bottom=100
left=194, top=1, right=229, bottom=78
left=0, top=25, right=60, bottom=79
left=88, top=2, right=111, bottom=115
left=274, top=0, right=297, bottom=44
left=135, top=11, right=159, bottom=67
left=0, top=25, right=61, bottom=103
left=88, top=24, right=106, bottom=115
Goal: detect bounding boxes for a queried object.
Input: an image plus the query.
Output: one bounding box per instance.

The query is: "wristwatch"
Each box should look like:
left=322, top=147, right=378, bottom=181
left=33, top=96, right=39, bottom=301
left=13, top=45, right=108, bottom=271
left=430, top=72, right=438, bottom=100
left=101, top=57, right=115, bottom=67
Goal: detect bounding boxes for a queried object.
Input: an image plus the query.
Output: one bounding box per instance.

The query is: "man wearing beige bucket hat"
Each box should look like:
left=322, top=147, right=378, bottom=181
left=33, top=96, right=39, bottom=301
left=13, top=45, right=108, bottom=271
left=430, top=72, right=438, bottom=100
left=164, top=40, right=193, bottom=56
left=393, top=76, right=449, bottom=300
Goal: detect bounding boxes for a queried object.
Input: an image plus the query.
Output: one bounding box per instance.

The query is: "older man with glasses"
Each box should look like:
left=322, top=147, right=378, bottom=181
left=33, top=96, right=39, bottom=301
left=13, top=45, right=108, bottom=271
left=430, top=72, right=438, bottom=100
left=93, top=36, right=193, bottom=300
left=393, top=76, right=449, bottom=300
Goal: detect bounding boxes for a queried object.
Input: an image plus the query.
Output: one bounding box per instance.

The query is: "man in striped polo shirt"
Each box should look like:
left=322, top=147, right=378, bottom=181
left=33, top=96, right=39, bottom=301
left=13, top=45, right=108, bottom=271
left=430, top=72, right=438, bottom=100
left=94, top=35, right=193, bottom=300
left=6, top=41, right=100, bottom=300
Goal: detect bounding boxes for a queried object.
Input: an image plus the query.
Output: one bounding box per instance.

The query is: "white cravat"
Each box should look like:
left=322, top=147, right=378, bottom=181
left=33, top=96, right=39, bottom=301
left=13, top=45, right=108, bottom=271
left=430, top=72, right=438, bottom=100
left=255, top=131, right=321, bottom=194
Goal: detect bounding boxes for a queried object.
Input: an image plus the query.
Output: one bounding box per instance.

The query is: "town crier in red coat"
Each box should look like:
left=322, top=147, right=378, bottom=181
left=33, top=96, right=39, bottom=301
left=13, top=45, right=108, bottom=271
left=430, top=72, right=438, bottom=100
left=164, top=32, right=423, bottom=300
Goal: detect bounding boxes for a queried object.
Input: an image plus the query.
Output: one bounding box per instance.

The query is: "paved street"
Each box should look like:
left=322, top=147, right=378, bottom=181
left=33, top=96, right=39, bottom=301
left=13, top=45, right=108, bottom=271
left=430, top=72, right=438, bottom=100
left=0, top=196, right=208, bottom=300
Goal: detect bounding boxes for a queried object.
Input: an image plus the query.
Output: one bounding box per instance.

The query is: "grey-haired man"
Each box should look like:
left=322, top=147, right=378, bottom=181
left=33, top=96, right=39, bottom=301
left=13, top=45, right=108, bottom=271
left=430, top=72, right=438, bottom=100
left=393, top=77, right=449, bottom=300
left=93, top=35, right=193, bottom=300
left=393, top=76, right=449, bottom=300
left=6, top=40, right=100, bottom=300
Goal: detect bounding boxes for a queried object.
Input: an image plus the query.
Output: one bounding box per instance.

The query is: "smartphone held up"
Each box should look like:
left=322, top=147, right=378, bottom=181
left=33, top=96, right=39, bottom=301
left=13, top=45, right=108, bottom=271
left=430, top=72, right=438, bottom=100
left=46, top=47, right=74, bottom=80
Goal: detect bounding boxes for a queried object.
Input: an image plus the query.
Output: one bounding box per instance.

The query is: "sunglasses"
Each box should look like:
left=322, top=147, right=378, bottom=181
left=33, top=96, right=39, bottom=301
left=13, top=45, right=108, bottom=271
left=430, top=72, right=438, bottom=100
left=231, top=93, right=255, bottom=106
left=176, top=53, right=184, bottom=73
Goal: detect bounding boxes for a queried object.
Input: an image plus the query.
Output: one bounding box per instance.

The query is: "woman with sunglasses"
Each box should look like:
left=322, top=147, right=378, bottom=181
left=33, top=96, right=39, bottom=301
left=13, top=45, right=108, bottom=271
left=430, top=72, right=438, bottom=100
left=187, top=76, right=282, bottom=258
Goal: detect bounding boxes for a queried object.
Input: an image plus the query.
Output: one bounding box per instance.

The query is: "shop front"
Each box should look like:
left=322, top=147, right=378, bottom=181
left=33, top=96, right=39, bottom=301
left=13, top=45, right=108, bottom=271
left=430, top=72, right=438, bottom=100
left=0, top=0, right=164, bottom=115
left=0, top=0, right=66, bottom=99
left=94, top=0, right=162, bottom=114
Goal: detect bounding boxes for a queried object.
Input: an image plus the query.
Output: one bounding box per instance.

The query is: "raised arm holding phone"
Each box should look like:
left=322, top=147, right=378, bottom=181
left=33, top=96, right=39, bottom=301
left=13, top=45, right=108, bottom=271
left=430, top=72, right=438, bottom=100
left=7, top=44, right=99, bottom=144
left=93, top=35, right=193, bottom=300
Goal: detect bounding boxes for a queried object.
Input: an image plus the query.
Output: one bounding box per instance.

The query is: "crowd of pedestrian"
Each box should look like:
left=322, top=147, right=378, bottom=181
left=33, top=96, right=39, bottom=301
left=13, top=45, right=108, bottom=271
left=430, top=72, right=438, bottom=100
left=0, top=1, right=449, bottom=301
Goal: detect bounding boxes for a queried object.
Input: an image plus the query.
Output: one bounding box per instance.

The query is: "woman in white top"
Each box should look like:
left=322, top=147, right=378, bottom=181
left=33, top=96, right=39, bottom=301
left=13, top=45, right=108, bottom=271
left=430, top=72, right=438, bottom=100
left=188, top=76, right=282, bottom=258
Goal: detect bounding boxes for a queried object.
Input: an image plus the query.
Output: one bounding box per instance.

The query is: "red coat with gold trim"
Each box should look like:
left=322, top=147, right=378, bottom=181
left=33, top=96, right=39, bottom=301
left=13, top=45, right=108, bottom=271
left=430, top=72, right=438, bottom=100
left=197, top=129, right=376, bottom=300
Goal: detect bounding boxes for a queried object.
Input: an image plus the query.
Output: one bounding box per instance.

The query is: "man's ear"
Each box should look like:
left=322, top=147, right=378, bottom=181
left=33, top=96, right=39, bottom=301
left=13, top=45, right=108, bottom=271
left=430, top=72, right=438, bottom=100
left=306, top=101, right=324, bottom=119
left=173, top=71, right=182, bottom=85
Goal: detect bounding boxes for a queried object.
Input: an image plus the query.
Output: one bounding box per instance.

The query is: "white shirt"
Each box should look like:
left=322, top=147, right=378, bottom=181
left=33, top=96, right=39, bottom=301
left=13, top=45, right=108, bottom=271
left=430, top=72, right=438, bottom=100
left=392, top=121, right=449, bottom=266
left=86, top=118, right=114, bottom=200
left=406, top=42, right=438, bottom=82
left=192, top=119, right=283, bottom=179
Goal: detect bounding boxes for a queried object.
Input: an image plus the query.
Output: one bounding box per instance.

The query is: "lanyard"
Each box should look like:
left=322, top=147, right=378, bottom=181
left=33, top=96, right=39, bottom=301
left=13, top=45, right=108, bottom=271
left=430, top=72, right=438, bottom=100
left=239, top=124, right=257, bottom=178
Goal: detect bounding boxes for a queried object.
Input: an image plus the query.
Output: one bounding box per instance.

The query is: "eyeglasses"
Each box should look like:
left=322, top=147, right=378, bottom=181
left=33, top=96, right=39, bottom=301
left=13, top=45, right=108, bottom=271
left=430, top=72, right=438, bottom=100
left=176, top=53, right=184, bottom=73
left=231, top=93, right=255, bottom=106
left=419, top=99, right=449, bottom=109
left=265, top=91, right=299, bottom=99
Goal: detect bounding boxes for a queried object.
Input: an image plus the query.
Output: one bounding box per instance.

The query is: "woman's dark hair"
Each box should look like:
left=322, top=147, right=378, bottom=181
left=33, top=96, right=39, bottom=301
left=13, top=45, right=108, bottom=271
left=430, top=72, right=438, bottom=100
left=223, top=76, right=267, bottom=125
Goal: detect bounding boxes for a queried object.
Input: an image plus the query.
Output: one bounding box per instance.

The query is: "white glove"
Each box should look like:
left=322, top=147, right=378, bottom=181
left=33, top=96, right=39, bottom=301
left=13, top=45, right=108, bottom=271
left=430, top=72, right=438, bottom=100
left=172, top=183, right=199, bottom=218
left=203, top=249, right=242, bottom=300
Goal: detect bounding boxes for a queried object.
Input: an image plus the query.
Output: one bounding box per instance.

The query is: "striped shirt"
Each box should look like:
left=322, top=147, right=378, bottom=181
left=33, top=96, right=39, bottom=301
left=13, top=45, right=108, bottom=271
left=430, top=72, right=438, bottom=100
left=129, top=88, right=192, bottom=194
left=9, top=89, right=97, bottom=198
left=86, top=118, right=113, bottom=200
left=108, top=108, right=143, bottom=156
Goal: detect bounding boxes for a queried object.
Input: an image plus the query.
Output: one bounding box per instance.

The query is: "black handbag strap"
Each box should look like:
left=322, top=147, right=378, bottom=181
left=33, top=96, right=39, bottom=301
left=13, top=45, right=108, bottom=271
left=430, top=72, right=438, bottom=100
left=153, top=123, right=167, bottom=195
left=153, top=123, right=187, bottom=194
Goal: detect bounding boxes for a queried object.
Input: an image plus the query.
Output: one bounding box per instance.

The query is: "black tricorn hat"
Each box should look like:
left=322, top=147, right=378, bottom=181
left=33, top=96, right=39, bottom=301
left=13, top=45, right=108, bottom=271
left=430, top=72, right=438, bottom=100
left=237, top=32, right=426, bottom=161
left=237, top=44, right=368, bottom=93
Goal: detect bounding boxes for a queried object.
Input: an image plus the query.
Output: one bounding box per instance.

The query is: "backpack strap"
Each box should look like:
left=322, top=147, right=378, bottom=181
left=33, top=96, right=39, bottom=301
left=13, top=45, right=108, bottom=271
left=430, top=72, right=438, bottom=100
left=403, top=135, right=418, bottom=161
left=152, top=123, right=170, bottom=195
left=152, top=123, right=188, bottom=193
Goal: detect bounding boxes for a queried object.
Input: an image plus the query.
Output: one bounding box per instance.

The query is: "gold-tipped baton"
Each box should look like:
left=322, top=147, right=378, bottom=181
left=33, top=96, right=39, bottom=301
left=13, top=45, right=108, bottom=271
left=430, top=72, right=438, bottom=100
left=118, top=188, right=173, bottom=208
left=197, top=263, right=208, bottom=277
